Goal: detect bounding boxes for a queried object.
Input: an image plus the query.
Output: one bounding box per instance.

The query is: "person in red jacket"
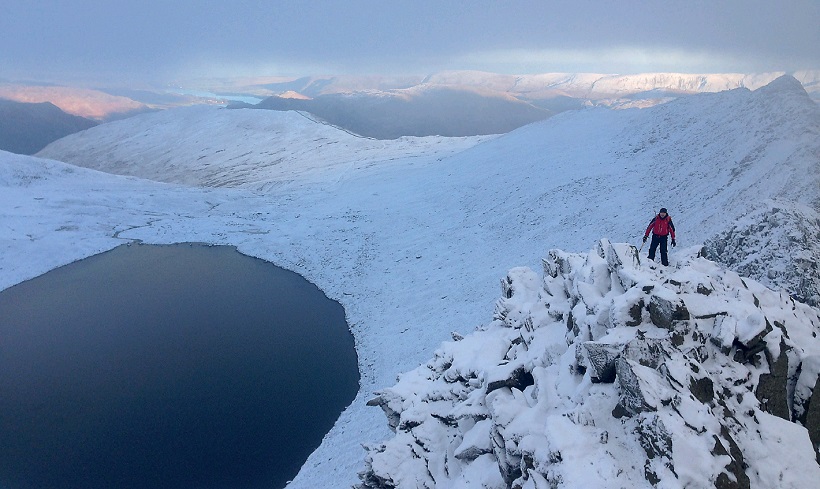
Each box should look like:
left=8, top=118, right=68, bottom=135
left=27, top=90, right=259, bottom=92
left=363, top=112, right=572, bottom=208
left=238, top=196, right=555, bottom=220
left=643, top=207, right=676, bottom=266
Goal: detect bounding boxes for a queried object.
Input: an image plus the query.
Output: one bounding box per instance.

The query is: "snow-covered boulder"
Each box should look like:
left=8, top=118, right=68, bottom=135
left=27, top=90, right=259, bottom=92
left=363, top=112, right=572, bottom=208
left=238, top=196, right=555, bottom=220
left=358, top=240, right=820, bottom=488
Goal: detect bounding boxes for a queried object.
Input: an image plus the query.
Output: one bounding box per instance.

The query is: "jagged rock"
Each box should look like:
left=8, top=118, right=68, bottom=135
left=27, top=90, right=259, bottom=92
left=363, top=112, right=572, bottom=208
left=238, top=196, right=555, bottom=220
left=490, top=421, right=522, bottom=487
left=697, top=283, right=714, bottom=295
left=623, top=335, right=667, bottom=369
left=711, top=426, right=750, bottom=489
left=486, top=366, right=535, bottom=394
left=366, top=394, right=402, bottom=431
left=736, top=314, right=772, bottom=350
left=359, top=241, right=820, bottom=488
left=627, top=299, right=645, bottom=326
left=581, top=342, right=623, bottom=383
left=543, top=249, right=573, bottom=278
left=755, top=338, right=791, bottom=420
left=805, top=377, right=820, bottom=464
left=689, top=375, right=715, bottom=404
left=794, top=355, right=820, bottom=462
left=649, top=294, right=690, bottom=329
left=613, top=358, right=667, bottom=417
left=636, top=414, right=675, bottom=486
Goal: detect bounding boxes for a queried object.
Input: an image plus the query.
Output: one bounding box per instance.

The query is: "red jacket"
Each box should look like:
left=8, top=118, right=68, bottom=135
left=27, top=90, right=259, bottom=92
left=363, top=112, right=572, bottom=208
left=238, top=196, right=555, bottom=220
left=645, top=214, right=675, bottom=239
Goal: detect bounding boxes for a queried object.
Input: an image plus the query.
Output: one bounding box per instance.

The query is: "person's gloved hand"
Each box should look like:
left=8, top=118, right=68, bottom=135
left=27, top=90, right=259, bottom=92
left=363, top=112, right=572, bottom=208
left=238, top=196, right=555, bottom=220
left=642, top=236, right=647, bottom=243
left=671, top=239, right=676, bottom=247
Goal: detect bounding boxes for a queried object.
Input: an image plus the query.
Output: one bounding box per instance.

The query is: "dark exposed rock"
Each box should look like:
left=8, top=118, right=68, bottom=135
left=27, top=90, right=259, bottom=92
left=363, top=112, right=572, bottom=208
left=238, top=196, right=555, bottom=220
left=637, top=415, right=675, bottom=486
left=711, top=426, right=750, bottom=489
left=689, top=376, right=715, bottom=404
left=649, top=295, right=690, bottom=329
left=755, top=338, right=791, bottom=420
left=486, top=366, right=535, bottom=394
left=794, top=362, right=820, bottom=463
left=627, top=299, right=645, bottom=326
left=731, top=319, right=773, bottom=365
left=805, top=377, right=820, bottom=464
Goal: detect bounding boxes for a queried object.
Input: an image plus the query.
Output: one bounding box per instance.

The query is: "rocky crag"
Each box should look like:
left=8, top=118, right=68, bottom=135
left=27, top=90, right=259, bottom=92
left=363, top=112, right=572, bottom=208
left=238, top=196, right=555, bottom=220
left=704, top=202, right=820, bottom=308
left=359, top=240, right=820, bottom=488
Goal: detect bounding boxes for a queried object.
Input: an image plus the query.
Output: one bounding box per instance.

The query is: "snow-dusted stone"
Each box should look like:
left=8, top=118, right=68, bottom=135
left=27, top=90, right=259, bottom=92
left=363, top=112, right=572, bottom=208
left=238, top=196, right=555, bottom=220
left=622, top=333, right=668, bottom=369
left=580, top=341, right=623, bottom=383
left=581, top=334, right=667, bottom=385
left=613, top=358, right=673, bottom=418
left=635, top=414, right=675, bottom=485
left=366, top=393, right=402, bottom=431
left=732, top=317, right=773, bottom=365
left=543, top=249, right=574, bottom=279
left=648, top=294, right=690, bottom=330
left=453, top=419, right=493, bottom=461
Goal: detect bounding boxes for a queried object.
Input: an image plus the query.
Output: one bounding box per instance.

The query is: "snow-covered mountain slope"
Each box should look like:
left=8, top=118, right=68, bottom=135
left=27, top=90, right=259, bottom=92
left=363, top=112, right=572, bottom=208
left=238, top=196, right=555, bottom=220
left=5, top=75, right=820, bottom=488
left=37, top=105, right=494, bottom=191
left=359, top=241, right=820, bottom=488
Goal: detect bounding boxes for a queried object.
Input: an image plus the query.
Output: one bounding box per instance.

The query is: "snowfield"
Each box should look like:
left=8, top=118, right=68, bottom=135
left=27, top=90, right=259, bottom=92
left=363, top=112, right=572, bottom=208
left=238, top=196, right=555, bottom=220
left=2, top=75, right=819, bottom=487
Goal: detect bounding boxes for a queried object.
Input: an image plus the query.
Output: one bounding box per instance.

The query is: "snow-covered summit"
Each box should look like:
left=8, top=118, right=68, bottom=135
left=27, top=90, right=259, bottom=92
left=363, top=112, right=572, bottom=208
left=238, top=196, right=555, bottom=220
left=359, top=241, right=820, bottom=488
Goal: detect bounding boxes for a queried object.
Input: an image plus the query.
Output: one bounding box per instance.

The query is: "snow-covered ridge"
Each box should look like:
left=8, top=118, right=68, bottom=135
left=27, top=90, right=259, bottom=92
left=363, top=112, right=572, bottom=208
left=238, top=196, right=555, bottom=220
left=399, top=70, right=820, bottom=106
left=359, top=241, right=820, bottom=488
left=265, top=70, right=820, bottom=102
left=36, top=105, right=494, bottom=191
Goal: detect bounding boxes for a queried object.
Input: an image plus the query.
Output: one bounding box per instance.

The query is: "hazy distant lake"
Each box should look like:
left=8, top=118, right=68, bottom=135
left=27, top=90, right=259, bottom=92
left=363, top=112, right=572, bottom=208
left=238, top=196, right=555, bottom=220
left=0, top=244, right=359, bottom=489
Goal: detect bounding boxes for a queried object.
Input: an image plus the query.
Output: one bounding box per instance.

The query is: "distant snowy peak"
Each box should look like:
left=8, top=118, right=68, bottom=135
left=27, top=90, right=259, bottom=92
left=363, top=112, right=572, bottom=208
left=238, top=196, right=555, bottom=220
left=359, top=241, right=820, bottom=488
left=249, top=71, right=820, bottom=110
left=385, top=70, right=820, bottom=102
left=278, top=90, right=311, bottom=100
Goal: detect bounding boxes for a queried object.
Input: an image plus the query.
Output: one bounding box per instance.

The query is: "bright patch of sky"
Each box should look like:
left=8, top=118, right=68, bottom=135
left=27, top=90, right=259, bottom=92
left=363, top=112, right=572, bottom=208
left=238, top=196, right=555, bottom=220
left=0, top=0, right=817, bottom=85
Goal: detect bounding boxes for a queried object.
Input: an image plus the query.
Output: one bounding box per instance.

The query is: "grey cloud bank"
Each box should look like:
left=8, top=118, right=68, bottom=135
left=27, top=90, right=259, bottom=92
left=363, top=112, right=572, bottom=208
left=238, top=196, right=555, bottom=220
left=1, top=1, right=818, bottom=84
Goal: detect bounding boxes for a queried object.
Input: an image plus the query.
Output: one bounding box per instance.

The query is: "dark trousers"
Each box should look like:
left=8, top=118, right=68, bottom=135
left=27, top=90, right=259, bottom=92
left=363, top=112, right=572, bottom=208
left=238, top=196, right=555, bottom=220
left=648, top=234, right=669, bottom=266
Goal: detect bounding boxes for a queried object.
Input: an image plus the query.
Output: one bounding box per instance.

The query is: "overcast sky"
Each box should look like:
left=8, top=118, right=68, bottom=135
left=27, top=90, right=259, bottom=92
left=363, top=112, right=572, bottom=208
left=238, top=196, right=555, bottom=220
left=1, top=0, right=818, bottom=85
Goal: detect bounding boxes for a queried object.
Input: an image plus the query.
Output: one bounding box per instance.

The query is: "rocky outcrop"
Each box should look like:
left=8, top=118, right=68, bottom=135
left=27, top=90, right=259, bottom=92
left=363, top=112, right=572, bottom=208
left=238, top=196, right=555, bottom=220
left=358, top=240, right=820, bottom=488
left=703, top=203, right=820, bottom=307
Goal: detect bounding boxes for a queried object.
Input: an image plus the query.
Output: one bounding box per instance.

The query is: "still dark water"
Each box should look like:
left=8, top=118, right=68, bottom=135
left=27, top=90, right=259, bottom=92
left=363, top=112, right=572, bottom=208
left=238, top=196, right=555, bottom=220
left=0, top=244, right=359, bottom=489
